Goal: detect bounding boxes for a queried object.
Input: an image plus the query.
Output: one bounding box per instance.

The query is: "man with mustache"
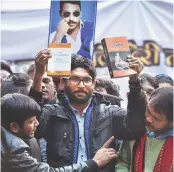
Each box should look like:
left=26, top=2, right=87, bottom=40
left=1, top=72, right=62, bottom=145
left=27, top=63, right=57, bottom=105
left=32, top=49, right=146, bottom=172
left=116, top=86, right=173, bottom=172
left=49, top=1, right=94, bottom=59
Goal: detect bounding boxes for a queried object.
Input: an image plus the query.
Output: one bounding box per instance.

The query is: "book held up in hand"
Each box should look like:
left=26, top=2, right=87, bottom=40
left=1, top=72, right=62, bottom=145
left=101, top=36, right=137, bottom=78
left=47, top=43, right=71, bottom=77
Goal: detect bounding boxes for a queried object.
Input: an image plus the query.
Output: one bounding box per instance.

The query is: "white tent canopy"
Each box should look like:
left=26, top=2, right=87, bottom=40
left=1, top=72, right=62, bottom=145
left=1, top=0, right=173, bottom=108
left=2, top=0, right=173, bottom=61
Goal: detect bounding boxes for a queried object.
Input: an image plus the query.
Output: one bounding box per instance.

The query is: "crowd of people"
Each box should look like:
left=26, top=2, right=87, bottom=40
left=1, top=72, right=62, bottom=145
left=1, top=1, right=173, bottom=171
left=0, top=48, right=173, bottom=172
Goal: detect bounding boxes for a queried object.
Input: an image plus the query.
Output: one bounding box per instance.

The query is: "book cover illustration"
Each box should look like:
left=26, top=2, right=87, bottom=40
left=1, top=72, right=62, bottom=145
left=101, top=36, right=137, bottom=78
left=48, top=0, right=97, bottom=60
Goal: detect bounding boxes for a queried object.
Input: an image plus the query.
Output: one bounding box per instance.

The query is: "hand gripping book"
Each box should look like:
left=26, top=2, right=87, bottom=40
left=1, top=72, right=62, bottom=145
left=101, top=36, right=137, bottom=78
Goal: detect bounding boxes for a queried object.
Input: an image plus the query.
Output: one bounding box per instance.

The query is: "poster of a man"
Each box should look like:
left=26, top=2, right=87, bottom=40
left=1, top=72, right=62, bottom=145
left=48, top=0, right=97, bottom=60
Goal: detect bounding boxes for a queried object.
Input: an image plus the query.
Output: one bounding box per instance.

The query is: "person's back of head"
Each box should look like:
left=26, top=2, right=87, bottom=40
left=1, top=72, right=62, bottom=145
left=95, top=78, right=108, bottom=94
left=140, top=73, right=159, bottom=101
left=95, top=77, right=121, bottom=106
left=1, top=73, right=32, bottom=97
left=1, top=93, right=41, bottom=132
left=140, top=73, right=158, bottom=89
left=149, top=86, right=173, bottom=122
left=27, top=63, right=35, bottom=80
left=0, top=60, right=13, bottom=82
left=106, top=80, right=120, bottom=97
left=71, top=53, right=97, bottom=81
left=155, top=74, right=173, bottom=88
left=95, top=77, right=120, bottom=97
left=0, top=60, right=13, bottom=74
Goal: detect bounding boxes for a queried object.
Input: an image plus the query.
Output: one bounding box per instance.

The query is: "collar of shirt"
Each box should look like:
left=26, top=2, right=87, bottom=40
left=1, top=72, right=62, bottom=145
left=65, top=20, right=84, bottom=54
left=147, top=128, right=173, bottom=139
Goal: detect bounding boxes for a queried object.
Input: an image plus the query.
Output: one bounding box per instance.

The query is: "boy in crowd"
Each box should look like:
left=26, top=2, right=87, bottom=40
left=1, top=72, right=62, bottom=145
left=1, top=93, right=118, bottom=172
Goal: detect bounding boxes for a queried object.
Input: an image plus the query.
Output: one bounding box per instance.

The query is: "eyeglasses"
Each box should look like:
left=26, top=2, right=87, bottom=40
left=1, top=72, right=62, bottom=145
left=68, top=76, right=93, bottom=86
left=62, top=11, right=80, bottom=18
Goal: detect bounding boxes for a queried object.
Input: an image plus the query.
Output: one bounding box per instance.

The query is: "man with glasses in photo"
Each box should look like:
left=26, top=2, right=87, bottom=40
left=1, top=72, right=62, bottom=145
left=49, top=1, right=94, bottom=59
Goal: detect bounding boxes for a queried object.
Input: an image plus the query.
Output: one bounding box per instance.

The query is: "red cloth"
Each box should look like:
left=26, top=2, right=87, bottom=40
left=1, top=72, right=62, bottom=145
left=133, top=133, right=173, bottom=172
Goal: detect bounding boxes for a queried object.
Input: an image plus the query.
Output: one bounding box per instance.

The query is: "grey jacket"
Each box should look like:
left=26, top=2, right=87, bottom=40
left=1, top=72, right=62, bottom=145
left=1, top=127, right=98, bottom=172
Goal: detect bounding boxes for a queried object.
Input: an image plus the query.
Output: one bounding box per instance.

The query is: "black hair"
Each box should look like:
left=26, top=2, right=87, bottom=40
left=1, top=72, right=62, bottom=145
left=95, top=78, right=121, bottom=106
left=1, top=73, right=32, bottom=97
left=95, top=78, right=120, bottom=97
left=1, top=93, right=41, bottom=130
left=71, top=54, right=96, bottom=81
left=59, top=1, right=81, bottom=14
left=149, top=86, right=173, bottom=121
left=0, top=60, right=13, bottom=74
left=27, top=63, right=35, bottom=77
left=155, top=74, right=173, bottom=86
left=140, top=73, right=159, bottom=89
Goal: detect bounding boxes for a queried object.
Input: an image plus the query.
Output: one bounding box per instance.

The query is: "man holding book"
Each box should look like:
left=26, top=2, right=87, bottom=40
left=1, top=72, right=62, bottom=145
left=33, top=49, right=146, bottom=172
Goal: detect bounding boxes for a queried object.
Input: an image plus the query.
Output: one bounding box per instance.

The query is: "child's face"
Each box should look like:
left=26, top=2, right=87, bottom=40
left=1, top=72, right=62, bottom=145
left=18, top=116, right=39, bottom=139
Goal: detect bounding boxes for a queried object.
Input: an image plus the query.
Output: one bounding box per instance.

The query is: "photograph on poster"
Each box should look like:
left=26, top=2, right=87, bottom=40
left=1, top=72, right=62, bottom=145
left=48, top=0, right=97, bottom=59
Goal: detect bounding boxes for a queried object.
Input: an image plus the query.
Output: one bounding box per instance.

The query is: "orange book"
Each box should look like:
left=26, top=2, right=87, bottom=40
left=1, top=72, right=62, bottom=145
left=101, top=36, right=137, bottom=78
left=47, top=43, right=71, bottom=77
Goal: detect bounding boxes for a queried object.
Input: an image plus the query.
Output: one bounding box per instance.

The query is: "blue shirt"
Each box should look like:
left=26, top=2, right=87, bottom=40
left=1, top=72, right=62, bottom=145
left=147, top=128, right=173, bottom=139
left=66, top=97, right=92, bottom=163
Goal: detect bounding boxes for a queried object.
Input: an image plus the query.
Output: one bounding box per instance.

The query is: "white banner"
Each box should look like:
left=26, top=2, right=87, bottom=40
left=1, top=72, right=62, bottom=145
left=1, top=0, right=174, bottom=107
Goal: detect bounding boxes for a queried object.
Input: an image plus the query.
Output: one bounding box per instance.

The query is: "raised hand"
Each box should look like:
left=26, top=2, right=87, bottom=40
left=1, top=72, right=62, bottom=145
left=127, top=55, right=144, bottom=81
left=35, top=49, right=52, bottom=77
left=93, top=136, right=117, bottom=168
left=33, top=49, right=52, bottom=92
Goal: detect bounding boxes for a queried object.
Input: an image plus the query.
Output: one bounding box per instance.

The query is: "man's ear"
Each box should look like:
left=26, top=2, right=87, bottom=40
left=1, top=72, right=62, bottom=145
left=9, top=122, right=20, bottom=133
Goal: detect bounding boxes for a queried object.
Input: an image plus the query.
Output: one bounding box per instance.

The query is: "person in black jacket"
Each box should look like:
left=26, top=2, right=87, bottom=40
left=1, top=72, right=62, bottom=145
left=33, top=49, right=146, bottom=172
left=1, top=73, right=42, bottom=161
left=1, top=93, right=117, bottom=172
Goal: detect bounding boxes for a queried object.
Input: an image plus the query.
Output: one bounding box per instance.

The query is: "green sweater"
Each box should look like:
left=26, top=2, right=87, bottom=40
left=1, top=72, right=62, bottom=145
left=115, top=136, right=166, bottom=172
